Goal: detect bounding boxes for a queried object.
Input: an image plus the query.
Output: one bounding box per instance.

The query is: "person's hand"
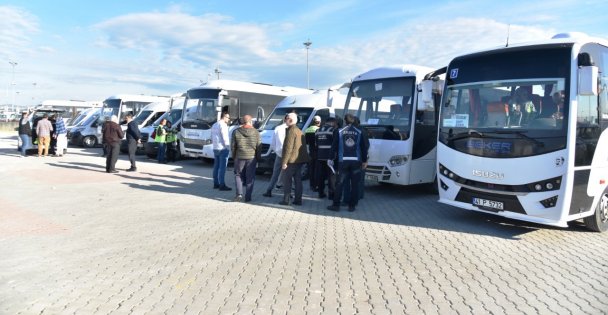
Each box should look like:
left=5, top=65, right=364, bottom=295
left=362, top=162, right=368, bottom=170
left=282, top=163, right=288, bottom=170
left=137, top=139, right=141, bottom=144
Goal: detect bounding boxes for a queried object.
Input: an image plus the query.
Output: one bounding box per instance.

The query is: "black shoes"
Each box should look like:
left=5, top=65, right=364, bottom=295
left=126, top=167, right=137, bottom=172
left=213, top=185, right=220, bottom=189
left=293, top=201, right=302, bottom=206
left=327, top=205, right=340, bottom=212
left=262, top=191, right=272, bottom=197
left=318, top=193, right=327, bottom=199
left=234, top=195, right=243, bottom=202
left=348, top=206, right=356, bottom=212
left=219, top=185, right=232, bottom=191
left=278, top=200, right=290, bottom=206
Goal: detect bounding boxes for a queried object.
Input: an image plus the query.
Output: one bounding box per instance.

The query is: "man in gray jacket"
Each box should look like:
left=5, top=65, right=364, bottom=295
left=231, top=115, right=261, bottom=202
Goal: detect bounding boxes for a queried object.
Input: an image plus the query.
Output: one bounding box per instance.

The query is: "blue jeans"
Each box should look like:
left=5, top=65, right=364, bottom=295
left=213, top=149, right=229, bottom=186
left=157, top=142, right=166, bottom=163
left=19, top=134, right=30, bottom=156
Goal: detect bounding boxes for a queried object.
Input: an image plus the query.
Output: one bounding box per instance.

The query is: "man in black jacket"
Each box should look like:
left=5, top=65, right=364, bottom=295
left=102, top=115, right=124, bottom=173
left=124, top=113, right=141, bottom=171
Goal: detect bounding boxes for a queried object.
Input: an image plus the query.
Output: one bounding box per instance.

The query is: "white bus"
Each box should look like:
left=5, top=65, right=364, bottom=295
left=436, top=33, right=608, bottom=232
left=341, top=65, right=445, bottom=187
left=101, top=94, right=170, bottom=122
left=180, top=80, right=311, bottom=158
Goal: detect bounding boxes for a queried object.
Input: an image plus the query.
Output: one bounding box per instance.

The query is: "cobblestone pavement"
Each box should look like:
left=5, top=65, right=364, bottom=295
left=0, top=133, right=607, bottom=315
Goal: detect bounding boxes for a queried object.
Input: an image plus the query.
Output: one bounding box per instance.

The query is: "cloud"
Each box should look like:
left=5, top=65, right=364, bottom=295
left=94, top=11, right=277, bottom=66
left=0, top=6, right=39, bottom=60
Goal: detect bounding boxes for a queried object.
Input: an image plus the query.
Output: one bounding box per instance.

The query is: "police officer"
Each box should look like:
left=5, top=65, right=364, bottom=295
left=327, top=114, right=369, bottom=212
left=304, top=115, right=321, bottom=192
left=314, top=117, right=337, bottom=199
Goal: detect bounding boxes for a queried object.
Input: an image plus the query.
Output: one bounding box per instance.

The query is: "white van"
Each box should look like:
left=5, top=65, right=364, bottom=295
left=68, top=108, right=103, bottom=147
left=130, top=101, right=170, bottom=130
left=255, top=89, right=347, bottom=173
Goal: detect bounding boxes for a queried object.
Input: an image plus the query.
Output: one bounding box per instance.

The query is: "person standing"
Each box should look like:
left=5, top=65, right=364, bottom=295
left=231, top=115, right=261, bottom=202
left=155, top=119, right=168, bottom=163
left=314, top=117, right=338, bottom=199
left=18, top=111, right=32, bottom=157
left=304, top=115, right=321, bottom=192
left=36, top=114, right=53, bottom=157
left=262, top=114, right=288, bottom=197
left=280, top=112, right=310, bottom=206
left=53, top=114, right=67, bottom=157
left=124, top=113, right=141, bottom=171
left=165, top=121, right=178, bottom=163
left=102, top=115, right=124, bottom=173
left=327, top=114, right=369, bottom=212
left=211, top=112, right=232, bottom=191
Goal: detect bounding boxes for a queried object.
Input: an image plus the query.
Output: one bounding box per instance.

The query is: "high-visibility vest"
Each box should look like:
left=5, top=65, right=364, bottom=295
left=154, top=126, right=167, bottom=143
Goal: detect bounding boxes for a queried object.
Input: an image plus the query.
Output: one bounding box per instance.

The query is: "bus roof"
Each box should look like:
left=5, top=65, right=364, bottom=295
left=454, top=33, right=608, bottom=60
left=103, top=94, right=171, bottom=103
left=352, top=65, right=435, bottom=82
left=187, top=79, right=312, bottom=97
left=275, top=89, right=347, bottom=109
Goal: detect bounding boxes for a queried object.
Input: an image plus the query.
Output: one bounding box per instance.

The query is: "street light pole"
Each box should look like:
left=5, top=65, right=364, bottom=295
left=303, top=39, right=312, bottom=89
left=9, top=61, right=17, bottom=112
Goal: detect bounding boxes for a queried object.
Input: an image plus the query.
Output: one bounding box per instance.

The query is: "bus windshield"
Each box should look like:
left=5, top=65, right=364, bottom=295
left=441, top=79, right=566, bottom=130
left=343, top=77, right=414, bottom=140
left=260, top=107, right=314, bottom=131
left=182, top=89, right=220, bottom=128
left=102, top=99, right=121, bottom=118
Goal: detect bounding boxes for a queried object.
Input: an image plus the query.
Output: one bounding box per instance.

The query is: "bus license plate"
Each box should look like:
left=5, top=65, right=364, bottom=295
left=472, top=198, right=504, bottom=210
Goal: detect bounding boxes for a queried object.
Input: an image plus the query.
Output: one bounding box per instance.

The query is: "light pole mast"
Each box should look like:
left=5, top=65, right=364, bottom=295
left=9, top=61, right=17, bottom=111
left=303, top=39, right=312, bottom=89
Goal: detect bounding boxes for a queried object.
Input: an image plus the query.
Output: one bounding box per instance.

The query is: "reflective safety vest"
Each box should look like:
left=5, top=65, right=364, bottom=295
left=154, top=126, right=167, bottom=143
left=166, top=130, right=177, bottom=143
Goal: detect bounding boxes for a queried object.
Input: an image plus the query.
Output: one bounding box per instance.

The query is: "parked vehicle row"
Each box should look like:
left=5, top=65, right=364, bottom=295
left=19, top=32, right=608, bottom=232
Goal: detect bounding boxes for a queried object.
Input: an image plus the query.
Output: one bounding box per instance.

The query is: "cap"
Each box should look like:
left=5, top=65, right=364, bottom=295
left=313, top=115, right=321, bottom=122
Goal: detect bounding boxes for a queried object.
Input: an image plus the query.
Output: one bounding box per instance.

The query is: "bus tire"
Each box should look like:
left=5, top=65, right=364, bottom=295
left=583, top=190, right=608, bottom=232
left=83, top=136, right=97, bottom=148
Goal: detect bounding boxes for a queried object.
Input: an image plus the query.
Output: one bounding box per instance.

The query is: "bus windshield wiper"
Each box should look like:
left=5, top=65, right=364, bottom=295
left=446, top=129, right=484, bottom=142
left=494, top=130, right=544, bottom=147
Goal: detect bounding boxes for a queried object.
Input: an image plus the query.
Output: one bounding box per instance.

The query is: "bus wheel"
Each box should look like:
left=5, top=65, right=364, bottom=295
left=584, top=190, right=608, bottom=232
left=83, top=136, right=97, bottom=148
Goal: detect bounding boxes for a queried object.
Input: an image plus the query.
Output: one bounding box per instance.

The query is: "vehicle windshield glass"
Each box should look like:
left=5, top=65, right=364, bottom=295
left=182, top=89, right=220, bottom=124
left=133, top=110, right=153, bottom=125
left=441, top=78, right=566, bottom=130
left=152, top=109, right=183, bottom=127
left=260, top=107, right=314, bottom=130
left=102, top=99, right=121, bottom=118
left=82, top=113, right=100, bottom=126
left=342, top=77, right=415, bottom=140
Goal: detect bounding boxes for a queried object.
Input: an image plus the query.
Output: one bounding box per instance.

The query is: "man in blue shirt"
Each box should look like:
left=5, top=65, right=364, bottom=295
left=327, top=114, right=369, bottom=212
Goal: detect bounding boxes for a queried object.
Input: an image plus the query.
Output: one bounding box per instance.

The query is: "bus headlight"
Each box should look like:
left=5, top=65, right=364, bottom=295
left=528, top=176, right=562, bottom=192
left=389, top=155, right=409, bottom=167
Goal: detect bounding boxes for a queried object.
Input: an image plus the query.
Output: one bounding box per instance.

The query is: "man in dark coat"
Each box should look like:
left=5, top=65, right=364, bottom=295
left=102, top=115, right=124, bottom=173
left=125, top=113, right=141, bottom=171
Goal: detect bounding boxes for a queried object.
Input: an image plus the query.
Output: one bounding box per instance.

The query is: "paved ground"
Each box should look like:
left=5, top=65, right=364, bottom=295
left=0, top=132, right=607, bottom=315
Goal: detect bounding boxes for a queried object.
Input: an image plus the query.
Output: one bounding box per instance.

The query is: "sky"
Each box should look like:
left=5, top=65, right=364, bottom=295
left=0, top=0, right=607, bottom=106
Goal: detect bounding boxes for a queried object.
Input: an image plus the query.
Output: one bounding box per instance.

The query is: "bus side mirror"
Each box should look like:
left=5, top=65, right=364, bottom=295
left=579, top=66, right=598, bottom=96
left=417, top=80, right=434, bottom=111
